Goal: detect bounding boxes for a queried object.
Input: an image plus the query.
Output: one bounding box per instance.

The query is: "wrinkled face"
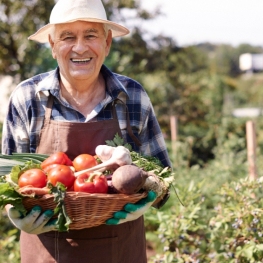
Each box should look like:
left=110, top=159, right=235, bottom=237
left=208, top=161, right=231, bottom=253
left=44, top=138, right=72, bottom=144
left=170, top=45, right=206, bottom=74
left=49, top=21, right=112, bottom=82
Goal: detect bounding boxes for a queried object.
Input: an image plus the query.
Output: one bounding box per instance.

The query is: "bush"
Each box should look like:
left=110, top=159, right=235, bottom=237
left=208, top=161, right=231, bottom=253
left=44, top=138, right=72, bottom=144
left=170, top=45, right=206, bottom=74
left=0, top=212, right=20, bottom=263
left=147, top=175, right=263, bottom=263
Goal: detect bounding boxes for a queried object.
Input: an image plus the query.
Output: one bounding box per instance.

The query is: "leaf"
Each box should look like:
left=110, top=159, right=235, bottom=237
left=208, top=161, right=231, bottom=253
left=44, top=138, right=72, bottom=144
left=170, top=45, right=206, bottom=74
left=113, top=133, right=125, bottom=146
left=8, top=160, right=41, bottom=185
left=48, top=182, right=72, bottom=232
left=0, top=153, right=47, bottom=176
left=0, top=154, right=73, bottom=231
left=0, top=182, right=27, bottom=215
left=105, top=133, right=124, bottom=146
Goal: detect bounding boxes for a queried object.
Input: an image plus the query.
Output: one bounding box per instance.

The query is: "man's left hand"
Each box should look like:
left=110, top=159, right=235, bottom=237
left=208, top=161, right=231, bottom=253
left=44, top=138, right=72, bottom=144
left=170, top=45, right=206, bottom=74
left=105, top=191, right=157, bottom=225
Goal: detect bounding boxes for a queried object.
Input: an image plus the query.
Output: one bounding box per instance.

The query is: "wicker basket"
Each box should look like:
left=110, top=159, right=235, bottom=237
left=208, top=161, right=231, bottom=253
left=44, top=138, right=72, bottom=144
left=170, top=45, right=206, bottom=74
left=22, top=191, right=147, bottom=230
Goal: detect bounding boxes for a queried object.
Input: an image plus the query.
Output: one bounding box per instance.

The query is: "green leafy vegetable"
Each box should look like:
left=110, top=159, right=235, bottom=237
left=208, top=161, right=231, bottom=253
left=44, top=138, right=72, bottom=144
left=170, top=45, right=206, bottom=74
left=0, top=159, right=44, bottom=216
left=47, top=182, right=72, bottom=232
left=0, top=181, right=27, bottom=215
left=0, top=154, right=71, bottom=231
left=105, top=134, right=181, bottom=206
left=0, top=153, right=49, bottom=176
left=105, top=133, right=132, bottom=151
left=106, top=133, right=174, bottom=181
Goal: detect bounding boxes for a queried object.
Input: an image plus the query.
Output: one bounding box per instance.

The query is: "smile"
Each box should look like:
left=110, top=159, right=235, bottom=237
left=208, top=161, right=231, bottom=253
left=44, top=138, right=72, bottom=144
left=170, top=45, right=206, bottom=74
left=71, top=58, right=92, bottom=63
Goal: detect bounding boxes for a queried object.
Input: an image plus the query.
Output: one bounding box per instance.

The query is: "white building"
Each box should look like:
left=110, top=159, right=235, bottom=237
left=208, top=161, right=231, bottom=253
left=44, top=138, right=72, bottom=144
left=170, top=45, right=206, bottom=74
left=239, top=53, right=263, bottom=72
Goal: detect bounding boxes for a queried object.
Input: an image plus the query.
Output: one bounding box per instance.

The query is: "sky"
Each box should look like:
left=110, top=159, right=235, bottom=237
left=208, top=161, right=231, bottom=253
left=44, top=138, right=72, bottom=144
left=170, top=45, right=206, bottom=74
left=140, top=0, right=263, bottom=47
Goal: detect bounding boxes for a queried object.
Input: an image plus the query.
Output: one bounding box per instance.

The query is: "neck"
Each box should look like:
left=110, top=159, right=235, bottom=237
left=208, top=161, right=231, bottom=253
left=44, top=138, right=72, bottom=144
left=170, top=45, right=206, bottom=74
left=60, top=74, right=106, bottom=116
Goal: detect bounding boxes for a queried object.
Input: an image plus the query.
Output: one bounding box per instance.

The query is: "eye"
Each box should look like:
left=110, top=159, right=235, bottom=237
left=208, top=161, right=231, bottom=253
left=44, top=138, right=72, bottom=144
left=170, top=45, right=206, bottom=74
left=63, top=36, right=75, bottom=41
left=85, top=34, right=97, bottom=39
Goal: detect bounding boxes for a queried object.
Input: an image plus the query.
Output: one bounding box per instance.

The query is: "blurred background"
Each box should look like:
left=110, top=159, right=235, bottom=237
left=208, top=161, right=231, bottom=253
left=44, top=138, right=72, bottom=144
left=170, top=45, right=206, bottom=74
left=1, top=1, right=263, bottom=262
left=142, top=0, right=263, bottom=47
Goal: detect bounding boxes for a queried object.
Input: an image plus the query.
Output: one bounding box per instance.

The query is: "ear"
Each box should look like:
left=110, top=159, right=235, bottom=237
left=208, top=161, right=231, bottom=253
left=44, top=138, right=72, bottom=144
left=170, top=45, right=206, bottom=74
left=105, top=30, right=112, bottom=57
left=48, top=34, right=57, bottom=59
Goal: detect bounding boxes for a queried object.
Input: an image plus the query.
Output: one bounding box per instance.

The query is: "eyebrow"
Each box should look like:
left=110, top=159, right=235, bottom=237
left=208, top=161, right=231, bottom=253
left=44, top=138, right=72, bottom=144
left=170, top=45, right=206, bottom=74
left=59, top=28, right=99, bottom=38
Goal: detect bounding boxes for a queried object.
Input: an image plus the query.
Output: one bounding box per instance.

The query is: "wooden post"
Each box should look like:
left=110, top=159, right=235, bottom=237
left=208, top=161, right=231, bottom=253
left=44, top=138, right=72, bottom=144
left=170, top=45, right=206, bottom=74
left=246, top=121, right=258, bottom=180
left=170, top=116, right=178, bottom=156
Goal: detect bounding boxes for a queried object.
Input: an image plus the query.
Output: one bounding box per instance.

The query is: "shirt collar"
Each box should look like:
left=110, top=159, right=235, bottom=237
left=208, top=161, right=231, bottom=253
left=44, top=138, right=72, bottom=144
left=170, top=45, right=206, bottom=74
left=100, top=65, right=129, bottom=99
left=35, top=65, right=129, bottom=100
left=35, top=68, right=60, bottom=97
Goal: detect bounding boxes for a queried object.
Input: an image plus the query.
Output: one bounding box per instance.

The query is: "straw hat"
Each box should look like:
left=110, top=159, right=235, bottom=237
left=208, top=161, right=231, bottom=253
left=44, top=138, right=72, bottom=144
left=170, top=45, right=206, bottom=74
left=28, top=0, right=129, bottom=43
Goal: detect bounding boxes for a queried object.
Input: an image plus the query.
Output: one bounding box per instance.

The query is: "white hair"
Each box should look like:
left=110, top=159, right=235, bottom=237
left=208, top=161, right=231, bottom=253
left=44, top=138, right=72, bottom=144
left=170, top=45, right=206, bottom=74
left=103, top=24, right=110, bottom=37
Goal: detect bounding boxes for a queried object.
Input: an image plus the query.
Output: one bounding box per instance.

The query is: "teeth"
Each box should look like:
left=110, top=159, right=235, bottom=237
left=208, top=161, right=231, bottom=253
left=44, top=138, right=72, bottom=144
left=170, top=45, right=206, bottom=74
left=71, top=58, right=91, bottom=62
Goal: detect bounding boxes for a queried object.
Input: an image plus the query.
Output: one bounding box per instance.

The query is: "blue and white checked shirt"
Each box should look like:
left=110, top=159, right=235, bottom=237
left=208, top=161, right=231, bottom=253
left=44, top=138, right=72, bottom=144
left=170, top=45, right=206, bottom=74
left=2, top=65, right=171, bottom=167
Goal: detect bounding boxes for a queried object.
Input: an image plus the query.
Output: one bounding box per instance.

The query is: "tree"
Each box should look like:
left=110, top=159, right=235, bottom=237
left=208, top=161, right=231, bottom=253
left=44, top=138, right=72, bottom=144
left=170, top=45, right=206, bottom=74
left=196, top=42, right=263, bottom=77
left=0, top=0, right=160, bottom=82
left=0, top=0, right=56, bottom=81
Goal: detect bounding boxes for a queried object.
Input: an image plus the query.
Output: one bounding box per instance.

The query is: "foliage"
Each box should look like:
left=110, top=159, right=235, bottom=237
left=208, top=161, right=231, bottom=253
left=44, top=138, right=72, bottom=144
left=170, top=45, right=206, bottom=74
left=1, top=0, right=262, bottom=166
left=0, top=122, right=2, bottom=151
left=196, top=43, right=263, bottom=77
left=233, top=73, right=263, bottom=109
left=146, top=173, right=263, bottom=263
left=0, top=213, right=20, bottom=263
left=0, top=0, right=56, bottom=81
left=0, top=0, right=157, bottom=82
left=144, top=126, right=263, bottom=262
left=1, top=1, right=263, bottom=262
left=143, top=108, right=263, bottom=262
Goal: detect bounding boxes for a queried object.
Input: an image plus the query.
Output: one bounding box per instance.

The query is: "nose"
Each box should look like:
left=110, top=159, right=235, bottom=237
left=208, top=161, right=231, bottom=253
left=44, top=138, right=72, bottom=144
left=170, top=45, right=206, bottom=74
left=72, top=38, right=88, bottom=54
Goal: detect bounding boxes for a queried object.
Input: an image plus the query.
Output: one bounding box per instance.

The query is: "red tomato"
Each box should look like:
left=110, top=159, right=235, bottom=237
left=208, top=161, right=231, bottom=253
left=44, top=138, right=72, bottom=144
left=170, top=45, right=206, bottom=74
left=42, top=163, right=60, bottom=173
left=47, top=164, right=75, bottom=189
left=18, top=169, right=47, bottom=188
left=73, top=154, right=97, bottom=172
left=41, top=152, right=73, bottom=170
left=74, top=173, right=108, bottom=193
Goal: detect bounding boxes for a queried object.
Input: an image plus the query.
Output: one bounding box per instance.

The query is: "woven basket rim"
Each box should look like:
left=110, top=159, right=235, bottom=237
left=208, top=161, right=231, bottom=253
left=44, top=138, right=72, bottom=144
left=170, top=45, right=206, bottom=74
left=22, top=191, right=147, bottom=229
left=25, top=191, right=146, bottom=200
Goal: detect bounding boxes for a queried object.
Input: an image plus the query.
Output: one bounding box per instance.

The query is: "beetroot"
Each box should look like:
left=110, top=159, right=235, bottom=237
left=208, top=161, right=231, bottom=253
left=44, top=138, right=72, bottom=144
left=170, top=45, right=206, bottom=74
left=111, top=164, right=148, bottom=194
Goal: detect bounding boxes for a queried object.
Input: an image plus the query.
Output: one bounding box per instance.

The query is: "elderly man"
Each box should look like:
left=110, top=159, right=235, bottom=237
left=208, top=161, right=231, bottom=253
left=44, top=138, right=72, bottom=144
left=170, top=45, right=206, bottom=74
left=2, top=0, right=171, bottom=262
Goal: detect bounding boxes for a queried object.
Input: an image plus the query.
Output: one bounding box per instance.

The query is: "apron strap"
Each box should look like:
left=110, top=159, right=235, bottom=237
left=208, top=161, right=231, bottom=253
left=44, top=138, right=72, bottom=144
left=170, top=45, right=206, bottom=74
left=112, top=99, right=142, bottom=147
left=45, top=94, right=54, bottom=121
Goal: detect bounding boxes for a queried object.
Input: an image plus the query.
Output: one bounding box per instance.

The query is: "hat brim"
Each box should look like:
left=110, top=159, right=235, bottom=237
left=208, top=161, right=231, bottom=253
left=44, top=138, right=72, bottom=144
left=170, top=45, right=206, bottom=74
left=28, top=18, right=129, bottom=43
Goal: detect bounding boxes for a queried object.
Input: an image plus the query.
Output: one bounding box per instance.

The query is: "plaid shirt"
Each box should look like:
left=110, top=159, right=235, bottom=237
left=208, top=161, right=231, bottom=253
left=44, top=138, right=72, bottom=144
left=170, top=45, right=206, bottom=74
left=2, top=65, right=171, bottom=167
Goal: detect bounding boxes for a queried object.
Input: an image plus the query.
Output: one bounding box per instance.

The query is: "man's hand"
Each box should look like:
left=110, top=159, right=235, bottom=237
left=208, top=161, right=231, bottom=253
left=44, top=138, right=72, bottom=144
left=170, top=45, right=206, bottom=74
left=106, top=191, right=157, bottom=225
left=7, top=205, right=57, bottom=234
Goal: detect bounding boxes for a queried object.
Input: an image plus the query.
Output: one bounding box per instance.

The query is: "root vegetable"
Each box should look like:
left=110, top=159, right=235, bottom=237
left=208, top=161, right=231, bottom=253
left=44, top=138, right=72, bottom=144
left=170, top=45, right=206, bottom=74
left=107, top=180, right=119, bottom=194
left=143, top=173, right=163, bottom=197
left=95, top=145, right=115, bottom=162
left=111, top=165, right=165, bottom=197
left=74, top=146, right=132, bottom=177
left=111, top=165, right=148, bottom=195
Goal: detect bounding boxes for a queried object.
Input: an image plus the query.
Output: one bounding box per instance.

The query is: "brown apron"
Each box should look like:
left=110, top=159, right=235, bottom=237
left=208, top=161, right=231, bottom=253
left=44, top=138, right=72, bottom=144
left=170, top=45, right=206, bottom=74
left=20, top=95, right=147, bottom=263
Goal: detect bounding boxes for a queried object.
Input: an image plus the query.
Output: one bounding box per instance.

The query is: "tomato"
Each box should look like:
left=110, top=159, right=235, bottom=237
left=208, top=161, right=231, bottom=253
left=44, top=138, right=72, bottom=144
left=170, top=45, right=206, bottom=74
left=18, top=169, right=47, bottom=188
left=42, top=163, right=60, bottom=173
left=73, top=154, right=97, bottom=172
left=41, top=152, right=73, bottom=170
left=74, top=173, right=108, bottom=193
left=47, top=164, right=75, bottom=189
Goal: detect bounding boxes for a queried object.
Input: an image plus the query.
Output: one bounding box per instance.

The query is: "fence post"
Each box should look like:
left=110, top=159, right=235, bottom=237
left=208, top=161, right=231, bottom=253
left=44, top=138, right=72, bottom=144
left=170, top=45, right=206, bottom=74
left=170, top=116, right=178, bottom=156
left=246, top=120, right=257, bottom=180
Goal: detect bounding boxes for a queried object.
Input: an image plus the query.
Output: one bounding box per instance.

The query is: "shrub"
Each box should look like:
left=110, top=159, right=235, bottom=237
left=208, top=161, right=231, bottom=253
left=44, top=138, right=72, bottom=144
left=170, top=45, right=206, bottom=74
left=147, top=173, right=263, bottom=263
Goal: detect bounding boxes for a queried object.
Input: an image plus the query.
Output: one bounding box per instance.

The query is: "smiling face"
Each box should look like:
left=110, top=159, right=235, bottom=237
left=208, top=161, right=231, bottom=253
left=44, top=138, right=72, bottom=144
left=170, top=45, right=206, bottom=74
left=49, top=21, right=112, bottom=84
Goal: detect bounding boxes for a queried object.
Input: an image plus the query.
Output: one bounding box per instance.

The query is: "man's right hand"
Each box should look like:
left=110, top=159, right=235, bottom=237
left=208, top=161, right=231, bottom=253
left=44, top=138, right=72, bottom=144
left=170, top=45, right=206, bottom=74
left=7, top=205, right=57, bottom=234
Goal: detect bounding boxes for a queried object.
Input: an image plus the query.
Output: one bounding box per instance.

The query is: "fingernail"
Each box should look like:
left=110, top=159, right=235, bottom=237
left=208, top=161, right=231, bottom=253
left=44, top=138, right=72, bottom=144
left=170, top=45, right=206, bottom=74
left=44, top=210, right=54, bottom=217
left=32, top=205, right=41, bottom=212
